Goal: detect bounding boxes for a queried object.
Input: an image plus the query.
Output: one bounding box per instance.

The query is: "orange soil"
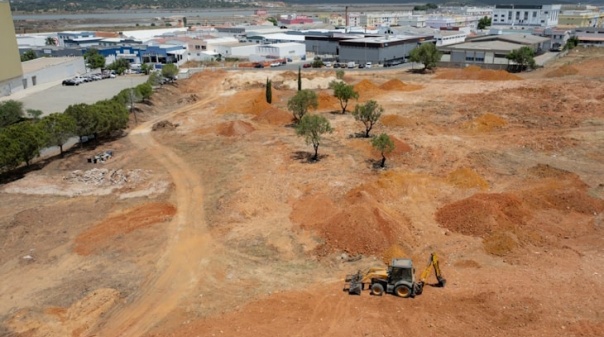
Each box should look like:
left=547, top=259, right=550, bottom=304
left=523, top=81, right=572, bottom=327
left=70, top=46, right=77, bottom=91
left=381, top=115, right=414, bottom=128
left=446, top=167, right=489, bottom=190
left=216, top=120, right=256, bottom=137
left=545, top=64, right=579, bottom=78
left=436, top=65, right=522, bottom=81
left=252, top=107, right=293, bottom=125
left=74, top=202, right=176, bottom=256
left=462, top=113, right=508, bottom=132
left=317, top=91, right=342, bottom=111
left=216, top=89, right=280, bottom=116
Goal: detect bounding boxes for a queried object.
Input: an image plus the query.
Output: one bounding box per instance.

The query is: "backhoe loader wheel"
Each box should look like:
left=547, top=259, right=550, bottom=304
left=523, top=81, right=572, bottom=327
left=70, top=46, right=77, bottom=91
left=370, top=283, right=384, bottom=296
left=394, top=285, right=412, bottom=298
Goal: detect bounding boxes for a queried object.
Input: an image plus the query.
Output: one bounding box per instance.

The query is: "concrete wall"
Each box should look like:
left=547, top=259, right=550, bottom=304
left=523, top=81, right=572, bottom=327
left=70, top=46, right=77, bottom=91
left=21, top=58, right=86, bottom=90
left=0, top=2, right=24, bottom=97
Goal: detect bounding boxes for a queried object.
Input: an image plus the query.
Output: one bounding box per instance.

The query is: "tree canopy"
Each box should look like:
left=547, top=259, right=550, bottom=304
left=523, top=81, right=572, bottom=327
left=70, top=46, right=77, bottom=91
left=287, top=89, right=318, bottom=123
left=295, top=114, right=333, bottom=161
left=162, top=63, right=179, bottom=79
left=38, top=113, right=76, bottom=154
left=352, top=100, right=383, bottom=138
left=330, top=81, right=359, bottom=114
left=106, top=58, right=130, bottom=75
left=478, top=16, right=492, bottom=30
left=409, top=43, right=442, bottom=72
left=20, top=50, right=37, bottom=62
left=371, top=133, right=395, bottom=168
left=506, top=46, right=536, bottom=72
left=0, top=100, right=25, bottom=128
left=84, top=48, right=106, bottom=69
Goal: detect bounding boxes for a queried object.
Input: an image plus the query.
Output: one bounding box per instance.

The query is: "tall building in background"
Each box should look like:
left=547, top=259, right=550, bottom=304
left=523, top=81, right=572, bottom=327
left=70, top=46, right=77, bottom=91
left=0, top=0, right=23, bottom=96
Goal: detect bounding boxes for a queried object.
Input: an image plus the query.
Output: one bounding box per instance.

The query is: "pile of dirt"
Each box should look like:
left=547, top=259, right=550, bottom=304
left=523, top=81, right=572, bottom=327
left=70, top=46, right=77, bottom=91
left=216, top=120, right=256, bottom=137
left=462, top=113, right=507, bottom=132
left=545, top=64, right=579, bottom=78
left=381, top=115, right=414, bottom=128
left=447, top=167, right=489, bottom=190
left=291, top=189, right=411, bottom=256
left=370, top=136, right=412, bottom=157
left=74, top=202, right=176, bottom=255
left=382, top=244, right=408, bottom=265
left=483, top=231, right=519, bottom=256
left=354, top=79, right=382, bottom=98
left=317, top=91, right=342, bottom=111
left=252, top=107, right=293, bottom=126
left=180, top=70, right=227, bottom=93
left=152, top=120, right=178, bottom=131
left=379, top=79, right=423, bottom=92
left=436, top=66, right=522, bottom=81
left=526, top=164, right=572, bottom=179
left=216, top=89, right=277, bottom=116
left=435, top=193, right=528, bottom=237
left=521, top=180, right=604, bottom=215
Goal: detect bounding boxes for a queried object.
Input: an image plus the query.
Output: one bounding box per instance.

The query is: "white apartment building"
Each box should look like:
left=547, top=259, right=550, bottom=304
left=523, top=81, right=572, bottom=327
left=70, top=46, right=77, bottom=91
left=397, top=15, right=427, bottom=28
left=435, top=30, right=468, bottom=46
left=426, top=15, right=482, bottom=29
left=492, top=4, right=561, bottom=28
left=361, top=11, right=413, bottom=27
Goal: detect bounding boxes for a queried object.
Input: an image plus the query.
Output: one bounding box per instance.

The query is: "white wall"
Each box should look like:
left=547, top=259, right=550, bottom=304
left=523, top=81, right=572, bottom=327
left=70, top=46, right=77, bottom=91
left=22, top=58, right=86, bottom=90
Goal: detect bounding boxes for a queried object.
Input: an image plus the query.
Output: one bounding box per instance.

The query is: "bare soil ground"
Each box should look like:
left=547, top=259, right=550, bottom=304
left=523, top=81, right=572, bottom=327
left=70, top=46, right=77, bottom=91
left=1, top=48, right=604, bottom=337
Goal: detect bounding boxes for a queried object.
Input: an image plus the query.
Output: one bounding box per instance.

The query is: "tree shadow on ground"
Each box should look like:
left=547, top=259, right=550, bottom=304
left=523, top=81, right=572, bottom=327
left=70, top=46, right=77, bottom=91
left=328, top=110, right=345, bottom=115
left=348, top=132, right=370, bottom=139
left=291, top=151, right=329, bottom=163
left=365, top=158, right=387, bottom=170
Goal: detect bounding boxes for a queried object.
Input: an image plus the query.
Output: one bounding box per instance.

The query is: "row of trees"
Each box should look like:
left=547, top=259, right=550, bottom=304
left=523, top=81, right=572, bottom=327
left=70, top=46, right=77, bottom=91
left=0, top=81, right=154, bottom=173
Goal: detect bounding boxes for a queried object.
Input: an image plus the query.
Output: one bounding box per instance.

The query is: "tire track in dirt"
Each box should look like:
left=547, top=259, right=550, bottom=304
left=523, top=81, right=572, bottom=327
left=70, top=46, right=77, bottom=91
left=96, top=78, right=223, bottom=337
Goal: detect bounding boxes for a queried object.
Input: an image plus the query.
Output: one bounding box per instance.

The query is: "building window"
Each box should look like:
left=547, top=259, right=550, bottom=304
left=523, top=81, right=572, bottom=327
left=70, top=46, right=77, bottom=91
left=466, top=56, right=474, bottom=61
left=533, top=12, right=537, bottom=18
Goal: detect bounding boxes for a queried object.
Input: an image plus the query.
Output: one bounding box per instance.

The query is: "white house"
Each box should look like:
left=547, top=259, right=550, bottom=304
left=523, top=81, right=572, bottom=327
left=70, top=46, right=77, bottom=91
left=435, top=30, right=468, bottom=46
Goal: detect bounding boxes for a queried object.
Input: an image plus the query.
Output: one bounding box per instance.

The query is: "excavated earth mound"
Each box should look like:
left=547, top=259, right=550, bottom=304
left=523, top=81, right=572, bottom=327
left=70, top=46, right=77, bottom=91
left=381, top=115, right=414, bottom=128
left=252, top=107, right=292, bottom=125
left=436, top=65, right=522, bottom=81
left=435, top=193, right=528, bottom=237
left=317, top=91, right=342, bottom=111
left=216, top=120, right=256, bottom=137
left=446, top=167, right=489, bottom=190
left=74, top=202, right=176, bottom=255
left=545, top=64, right=579, bottom=78
left=216, top=89, right=280, bottom=116
left=379, top=79, right=423, bottom=91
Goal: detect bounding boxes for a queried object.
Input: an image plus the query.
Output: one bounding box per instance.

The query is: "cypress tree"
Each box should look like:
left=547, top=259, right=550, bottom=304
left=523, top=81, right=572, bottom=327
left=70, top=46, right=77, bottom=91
left=298, top=66, right=302, bottom=91
left=266, top=78, right=272, bottom=104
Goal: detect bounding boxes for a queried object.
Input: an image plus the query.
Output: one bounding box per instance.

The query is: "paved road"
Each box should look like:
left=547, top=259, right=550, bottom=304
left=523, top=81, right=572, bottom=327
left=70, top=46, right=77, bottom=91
left=14, top=75, right=149, bottom=116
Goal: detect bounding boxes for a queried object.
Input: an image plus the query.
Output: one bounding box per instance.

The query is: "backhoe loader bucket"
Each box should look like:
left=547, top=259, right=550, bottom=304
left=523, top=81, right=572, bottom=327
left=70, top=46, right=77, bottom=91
left=344, top=271, right=363, bottom=295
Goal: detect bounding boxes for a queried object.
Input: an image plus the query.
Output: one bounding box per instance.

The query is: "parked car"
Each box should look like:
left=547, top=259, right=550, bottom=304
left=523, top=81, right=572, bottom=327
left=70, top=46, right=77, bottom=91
left=72, top=76, right=85, bottom=85
left=366, top=62, right=372, bottom=68
left=324, top=61, right=332, bottom=67
left=62, top=79, right=77, bottom=86
left=270, top=62, right=281, bottom=67
left=333, top=63, right=341, bottom=69
left=254, top=63, right=264, bottom=68
left=302, top=63, right=312, bottom=68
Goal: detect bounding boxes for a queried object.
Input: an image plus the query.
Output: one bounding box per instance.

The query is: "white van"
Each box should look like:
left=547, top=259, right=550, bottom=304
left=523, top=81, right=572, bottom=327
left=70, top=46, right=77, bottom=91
left=324, top=61, right=332, bottom=67
left=366, top=62, right=372, bottom=68
left=347, top=62, right=356, bottom=69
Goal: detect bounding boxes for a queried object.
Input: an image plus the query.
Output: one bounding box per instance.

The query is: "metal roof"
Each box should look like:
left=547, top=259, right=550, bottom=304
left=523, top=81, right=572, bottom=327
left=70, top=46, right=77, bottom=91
left=443, top=40, right=524, bottom=52
left=21, top=56, right=82, bottom=74
left=391, top=258, right=413, bottom=268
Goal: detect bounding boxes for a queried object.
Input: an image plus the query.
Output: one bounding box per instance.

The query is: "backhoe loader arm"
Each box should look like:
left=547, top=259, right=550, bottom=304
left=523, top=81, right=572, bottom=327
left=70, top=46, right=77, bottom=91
left=419, top=253, right=446, bottom=287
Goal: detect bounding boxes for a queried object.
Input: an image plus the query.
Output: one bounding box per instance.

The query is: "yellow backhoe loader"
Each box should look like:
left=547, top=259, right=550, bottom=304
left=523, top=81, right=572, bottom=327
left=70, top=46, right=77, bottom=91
left=344, top=253, right=446, bottom=298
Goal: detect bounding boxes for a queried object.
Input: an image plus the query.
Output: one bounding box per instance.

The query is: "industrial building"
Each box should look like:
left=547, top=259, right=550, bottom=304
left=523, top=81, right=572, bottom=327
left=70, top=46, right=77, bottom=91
left=492, top=4, right=562, bottom=28
left=21, top=57, right=86, bottom=90
left=338, top=35, right=434, bottom=65
left=0, top=0, right=24, bottom=97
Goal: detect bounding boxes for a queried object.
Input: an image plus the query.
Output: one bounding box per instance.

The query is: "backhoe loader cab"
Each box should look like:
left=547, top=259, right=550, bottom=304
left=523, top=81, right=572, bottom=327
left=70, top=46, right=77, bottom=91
left=370, top=258, right=417, bottom=298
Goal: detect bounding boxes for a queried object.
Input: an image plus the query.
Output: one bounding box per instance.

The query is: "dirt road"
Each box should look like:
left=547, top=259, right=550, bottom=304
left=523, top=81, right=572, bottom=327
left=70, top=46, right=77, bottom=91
left=96, top=82, right=222, bottom=336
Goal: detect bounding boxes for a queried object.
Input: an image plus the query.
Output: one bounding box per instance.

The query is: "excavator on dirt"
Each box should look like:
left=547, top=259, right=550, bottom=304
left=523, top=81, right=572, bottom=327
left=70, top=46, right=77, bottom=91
left=344, top=253, right=446, bottom=298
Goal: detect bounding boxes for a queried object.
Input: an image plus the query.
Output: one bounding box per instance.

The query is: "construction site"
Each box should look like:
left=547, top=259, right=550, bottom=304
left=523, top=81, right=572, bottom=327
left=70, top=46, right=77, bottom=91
left=1, top=47, right=603, bottom=337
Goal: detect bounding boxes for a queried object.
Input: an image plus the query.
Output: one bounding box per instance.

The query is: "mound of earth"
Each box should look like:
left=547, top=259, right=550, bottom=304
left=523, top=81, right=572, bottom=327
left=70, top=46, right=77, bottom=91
left=462, top=113, right=507, bottom=132
left=217, top=89, right=278, bottom=116
left=216, top=120, right=256, bottom=137
left=379, top=79, right=423, bottom=91
left=435, top=193, right=528, bottom=237
left=74, top=202, right=176, bottom=255
left=317, top=91, right=342, bottom=111
left=436, top=65, right=522, bottom=81
left=152, top=120, right=178, bottom=131
left=370, top=135, right=412, bottom=157
left=291, top=188, right=413, bottom=256
left=354, top=79, right=382, bottom=99
left=447, top=167, right=489, bottom=190
left=180, top=70, right=227, bottom=93
left=545, top=64, right=579, bottom=78
left=252, top=107, right=292, bottom=125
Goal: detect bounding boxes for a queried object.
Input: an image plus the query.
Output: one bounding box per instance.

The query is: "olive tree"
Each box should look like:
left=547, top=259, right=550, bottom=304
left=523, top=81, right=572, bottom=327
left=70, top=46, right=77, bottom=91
left=371, top=133, right=395, bottom=168
left=162, top=63, right=179, bottom=80
left=287, top=89, right=318, bottom=123
left=409, top=43, right=442, bottom=72
left=295, top=114, right=333, bottom=161
left=352, top=100, right=383, bottom=138
left=330, top=80, right=359, bottom=114
left=506, top=46, right=536, bottom=72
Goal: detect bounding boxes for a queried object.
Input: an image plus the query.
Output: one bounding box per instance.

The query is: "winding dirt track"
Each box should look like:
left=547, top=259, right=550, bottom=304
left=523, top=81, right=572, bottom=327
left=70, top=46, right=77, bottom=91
left=96, top=81, right=221, bottom=337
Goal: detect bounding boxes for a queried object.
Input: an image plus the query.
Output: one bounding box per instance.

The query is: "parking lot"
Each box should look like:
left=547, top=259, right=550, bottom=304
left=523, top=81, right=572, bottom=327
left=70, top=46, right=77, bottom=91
left=18, top=74, right=149, bottom=116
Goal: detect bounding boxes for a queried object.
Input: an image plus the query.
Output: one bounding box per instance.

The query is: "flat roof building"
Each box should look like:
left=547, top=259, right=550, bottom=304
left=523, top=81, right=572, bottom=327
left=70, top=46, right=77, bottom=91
left=0, top=0, right=24, bottom=97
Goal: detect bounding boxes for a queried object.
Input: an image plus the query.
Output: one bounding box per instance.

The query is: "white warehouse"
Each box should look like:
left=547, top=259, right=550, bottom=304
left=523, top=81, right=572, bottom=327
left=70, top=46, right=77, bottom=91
left=492, top=4, right=561, bottom=27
